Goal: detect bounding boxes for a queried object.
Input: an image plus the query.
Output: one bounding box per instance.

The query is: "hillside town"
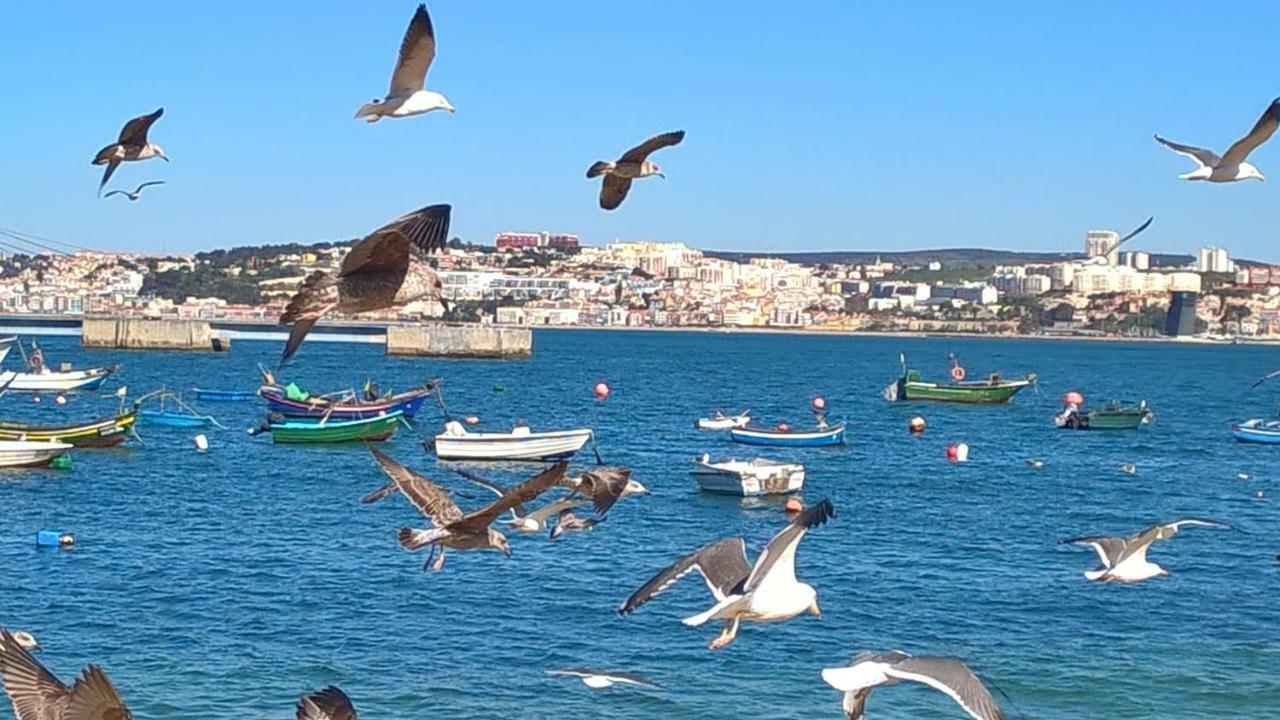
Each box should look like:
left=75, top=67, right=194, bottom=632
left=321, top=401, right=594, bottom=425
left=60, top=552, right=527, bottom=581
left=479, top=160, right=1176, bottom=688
left=0, top=227, right=1277, bottom=339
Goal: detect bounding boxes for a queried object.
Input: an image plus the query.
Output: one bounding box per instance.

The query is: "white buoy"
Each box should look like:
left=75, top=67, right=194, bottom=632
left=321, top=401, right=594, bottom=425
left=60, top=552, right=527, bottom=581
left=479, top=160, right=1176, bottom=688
left=194, top=434, right=209, bottom=452
left=54, top=395, right=67, bottom=406
left=955, top=443, right=970, bottom=462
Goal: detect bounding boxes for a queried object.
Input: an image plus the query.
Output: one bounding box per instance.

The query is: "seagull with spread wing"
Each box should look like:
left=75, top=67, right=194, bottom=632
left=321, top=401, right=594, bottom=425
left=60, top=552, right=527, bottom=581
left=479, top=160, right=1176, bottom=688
left=1062, top=518, right=1232, bottom=583
left=103, top=181, right=165, bottom=203
left=618, top=499, right=834, bottom=650
left=586, top=131, right=685, bottom=210
left=356, top=4, right=454, bottom=122
left=450, top=466, right=586, bottom=533
left=0, top=628, right=132, bottom=720
left=361, top=448, right=566, bottom=571
left=296, top=686, right=358, bottom=720
left=1155, top=98, right=1279, bottom=182
left=549, top=507, right=601, bottom=540
left=278, top=203, right=450, bottom=365
left=822, top=650, right=1007, bottom=720
left=92, top=108, right=168, bottom=196
left=562, top=466, right=648, bottom=516
left=547, top=668, right=661, bottom=690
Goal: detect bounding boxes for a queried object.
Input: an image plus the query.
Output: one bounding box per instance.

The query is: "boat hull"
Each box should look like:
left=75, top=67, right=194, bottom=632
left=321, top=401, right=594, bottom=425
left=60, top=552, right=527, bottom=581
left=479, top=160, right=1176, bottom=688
left=432, top=428, right=593, bottom=461
left=691, top=459, right=805, bottom=496
left=1059, top=409, right=1151, bottom=430
left=0, top=411, right=137, bottom=448
left=193, top=388, right=257, bottom=401
left=0, top=367, right=114, bottom=392
left=259, top=385, right=432, bottom=420
left=1233, top=419, right=1280, bottom=444
left=0, top=440, right=72, bottom=468
left=729, top=423, right=846, bottom=447
left=900, top=379, right=1032, bottom=403
left=269, top=413, right=403, bottom=444
left=695, top=415, right=750, bottom=430
left=139, top=411, right=214, bottom=428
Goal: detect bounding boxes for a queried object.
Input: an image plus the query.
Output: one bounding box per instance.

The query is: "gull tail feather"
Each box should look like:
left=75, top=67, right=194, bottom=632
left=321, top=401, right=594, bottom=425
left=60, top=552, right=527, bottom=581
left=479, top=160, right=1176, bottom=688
left=98, top=160, right=121, bottom=197
left=820, top=666, right=867, bottom=692
left=586, top=161, right=613, bottom=179
left=398, top=527, right=442, bottom=552
left=682, top=594, right=743, bottom=627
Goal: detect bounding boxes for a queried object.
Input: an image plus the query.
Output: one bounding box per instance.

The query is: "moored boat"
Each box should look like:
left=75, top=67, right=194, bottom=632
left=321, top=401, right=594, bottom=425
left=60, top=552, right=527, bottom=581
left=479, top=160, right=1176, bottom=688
left=0, top=410, right=138, bottom=447
left=259, top=381, right=436, bottom=420
left=268, top=411, right=404, bottom=444
left=885, top=356, right=1035, bottom=404
left=690, top=454, right=805, bottom=496
left=431, top=421, right=593, bottom=461
left=0, top=440, right=72, bottom=468
left=1232, top=419, right=1280, bottom=444
left=139, top=411, right=216, bottom=428
left=729, top=421, right=846, bottom=447
left=193, top=388, right=257, bottom=401
left=0, top=366, right=116, bottom=392
left=695, top=410, right=751, bottom=430
left=1055, top=400, right=1153, bottom=430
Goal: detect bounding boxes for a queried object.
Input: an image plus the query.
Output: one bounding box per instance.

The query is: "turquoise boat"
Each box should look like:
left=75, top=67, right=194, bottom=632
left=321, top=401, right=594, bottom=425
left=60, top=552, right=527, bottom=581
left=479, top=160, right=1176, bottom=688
left=268, top=412, right=404, bottom=444
left=1233, top=419, right=1280, bottom=444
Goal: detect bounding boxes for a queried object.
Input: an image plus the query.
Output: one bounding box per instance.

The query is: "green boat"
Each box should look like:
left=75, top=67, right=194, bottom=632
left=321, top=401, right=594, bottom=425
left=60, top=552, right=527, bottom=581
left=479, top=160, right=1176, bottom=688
left=268, top=411, right=404, bottom=444
left=1055, top=401, right=1153, bottom=430
left=885, top=363, right=1036, bottom=404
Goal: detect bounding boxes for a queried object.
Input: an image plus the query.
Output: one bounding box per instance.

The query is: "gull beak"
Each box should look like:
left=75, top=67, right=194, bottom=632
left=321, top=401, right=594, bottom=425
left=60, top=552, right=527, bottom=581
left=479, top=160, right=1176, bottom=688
left=657, top=172, right=666, bottom=179
left=159, top=154, right=170, bottom=162
left=809, top=601, right=822, bottom=618
left=502, top=546, right=513, bottom=557
left=446, top=105, right=456, bottom=114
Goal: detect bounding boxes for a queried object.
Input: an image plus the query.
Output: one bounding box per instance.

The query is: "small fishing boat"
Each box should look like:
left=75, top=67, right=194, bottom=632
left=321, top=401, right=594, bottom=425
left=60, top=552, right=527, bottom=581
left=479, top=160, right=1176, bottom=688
left=193, top=388, right=257, bottom=402
left=0, top=410, right=138, bottom=447
left=0, top=440, right=72, bottom=468
left=695, top=410, right=751, bottom=431
left=267, top=411, right=404, bottom=444
left=137, top=390, right=222, bottom=429
left=0, top=366, right=116, bottom=393
left=431, top=421, right=594, bottom=461
left=259, top=381, right=436, bottom=420
left=1232, top=419, right=1280, bottom=444
left=729, top=422, right=846, bottom=447
left=1056, top=400, right=1153, bottom=430
left=884, top=355, right=1035, bottom=404
left=690, top=454, right=805, bottom=496
left=0, top=336, right=16, bottom=366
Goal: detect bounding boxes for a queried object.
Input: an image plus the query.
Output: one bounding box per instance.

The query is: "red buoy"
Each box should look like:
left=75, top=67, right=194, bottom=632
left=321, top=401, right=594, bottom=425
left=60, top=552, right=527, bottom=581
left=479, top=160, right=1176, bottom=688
left=812, top=396, right=827, bottom=411
left=946, top=443, right=959, bottom=461
left=1063, top=391, right=1084, bottom=407
left=776, top=422, right=790, bottom=432
left=594, top=382, right=611, bottom=399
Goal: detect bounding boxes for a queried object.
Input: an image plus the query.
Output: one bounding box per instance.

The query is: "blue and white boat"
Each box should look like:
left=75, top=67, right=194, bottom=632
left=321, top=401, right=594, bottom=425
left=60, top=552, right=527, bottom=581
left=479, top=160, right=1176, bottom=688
left=1232, top=419, right=1280, bottom=444
left=729, top=422, right=846, bottom=447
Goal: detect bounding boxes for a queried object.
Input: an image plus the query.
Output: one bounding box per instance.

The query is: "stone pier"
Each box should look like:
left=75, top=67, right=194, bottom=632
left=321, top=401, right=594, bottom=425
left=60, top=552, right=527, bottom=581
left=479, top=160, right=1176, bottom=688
left=82, top=317, right=228, bottom=351
left=385, top=324, right=532, bottom=358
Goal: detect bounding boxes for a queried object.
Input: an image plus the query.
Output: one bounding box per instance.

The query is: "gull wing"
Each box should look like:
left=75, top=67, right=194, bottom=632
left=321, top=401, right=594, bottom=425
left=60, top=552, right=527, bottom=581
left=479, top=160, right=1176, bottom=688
left=450, top=461, right=568, bottom=533
left=62, top=666, right=131, bottom=720
left=1222, top=98, right=1280, bottom=166
left=598, top=175, right=632, bottom=211
left=389, top=4, right=436, bottom=98
left=296, top=686, right=357, bottom=720
left=619, top=131, right=686, bottom=164
left=525, top=497, right=585, bottom=523
left=603, top=672, right=661, bottom=689
left=1117, top=518, right=1232, bottom=565
left=573, top=466, right=632, bottom=515
left=102, top=190, right=126, bottom=200
left=117, top=108, right=163, bottom=146
left=1116, top=216, right=1153, bottom=247
left=338, top=231, right=412, bottom=277
left=451, top=466, right=526, bottom=518
left=821, top=651, right=910, bottom=720
left=368, top=447, right=462, bottom=527
left=617, top=537, right=751, bottom=615
left=1154, top=135, right=1220, bottom=168
left=744, top=498, right=835, bottom=593
left=0, top=629, right=69, bottom=720
left=1251, top=368, right=1280, bottom=389
left=135, top=181, right=166, bottom=193
left=883, top=657, right=1007, bottom=720
left=1062, top=535, right=1126, bottom=569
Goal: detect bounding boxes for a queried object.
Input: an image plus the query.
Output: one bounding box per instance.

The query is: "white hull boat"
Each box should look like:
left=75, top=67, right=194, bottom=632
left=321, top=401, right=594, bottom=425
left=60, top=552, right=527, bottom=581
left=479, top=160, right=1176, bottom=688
left=432, top=421, right=594, bottom=461
left=0, top=366, right=115, bottom=392
left=690, top=454, right=805, bottom=496
left=0, top=336, right=15, bottom=366
left=695, top=410, right=751, bottom=431
left=0, top=440, right=72, bottom=468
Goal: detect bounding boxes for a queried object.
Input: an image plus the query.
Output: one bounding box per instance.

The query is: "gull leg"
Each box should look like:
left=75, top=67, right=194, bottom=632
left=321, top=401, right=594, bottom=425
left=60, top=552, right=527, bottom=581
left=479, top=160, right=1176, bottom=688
left=432, top=548, right=446, bottom=572
left=708, top=616, right=741, bottom=651
left=421, top=545, right=437, bottom=572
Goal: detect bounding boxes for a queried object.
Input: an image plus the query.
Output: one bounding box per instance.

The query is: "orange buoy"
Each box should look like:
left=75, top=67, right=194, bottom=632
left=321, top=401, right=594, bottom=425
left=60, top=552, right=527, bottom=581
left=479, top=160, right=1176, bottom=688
left=465, top=415, right=480, bottom=426
left=950, top=365, right=966, bottom=382
left=909, top=416, right=926, bottom=434
left=784, top=497, right=804, bottom=514
left=594, top=382, right=611, bottom=399
left=776, top=422, right=790, bottom=432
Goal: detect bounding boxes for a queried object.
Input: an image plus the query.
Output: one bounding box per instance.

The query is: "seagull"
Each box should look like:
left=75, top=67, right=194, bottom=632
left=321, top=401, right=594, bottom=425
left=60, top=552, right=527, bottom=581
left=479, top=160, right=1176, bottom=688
left=0, top=628, right=132, bottom=720
left=451, top=466, right=586, bottom=532
left=103, top=181, right=165, bottom=202
left=1026, top=459, right=1045, bottom=469
left=1120, top=462, right=1137, bottom=475
left=278, top=203, right=450, bottom=365
left=297, top=686, right=358, bottom=720
left=355, top=4, right=454, bottom=122
left=1062, top=518, right=1232, bottom=583
left=1251, top=368, right=1280, bottom=389
left=92, top=108, right=167, bottom=196
left=1155, top=98, right=1279, bottom=182
left=0, top=630, right=40, bottom=652
left=361, top=447, right=566, bottom=571
left=547, top=668, right=661, bottom=690
left=1237, top=473, right=1252, bottom=481
left=618, top=499, right=834, bottom=650
left=821, top=650, right=1007, bottom=720
left=563, top=466, right=648, bottom=516
left=586, top=131, right=686, bottom=210
left=549, top=507, right=602, bottom=540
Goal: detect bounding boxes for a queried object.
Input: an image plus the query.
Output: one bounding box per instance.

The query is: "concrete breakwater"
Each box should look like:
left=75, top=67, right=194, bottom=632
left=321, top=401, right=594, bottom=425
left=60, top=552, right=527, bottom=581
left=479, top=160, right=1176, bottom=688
left=385, top=324, right=532, bottom=358
left=82, top=317, right=226, bottom=351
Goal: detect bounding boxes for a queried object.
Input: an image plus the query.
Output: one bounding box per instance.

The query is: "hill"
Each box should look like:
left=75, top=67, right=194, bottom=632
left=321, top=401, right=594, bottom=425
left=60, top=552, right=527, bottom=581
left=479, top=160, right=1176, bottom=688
left=704, top=247, right=1197, bottom=269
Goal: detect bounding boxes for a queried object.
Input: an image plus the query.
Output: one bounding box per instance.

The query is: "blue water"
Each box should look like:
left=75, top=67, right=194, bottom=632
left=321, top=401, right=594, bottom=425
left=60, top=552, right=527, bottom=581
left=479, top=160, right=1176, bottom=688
left=2, top=331, right=1278, bottom=719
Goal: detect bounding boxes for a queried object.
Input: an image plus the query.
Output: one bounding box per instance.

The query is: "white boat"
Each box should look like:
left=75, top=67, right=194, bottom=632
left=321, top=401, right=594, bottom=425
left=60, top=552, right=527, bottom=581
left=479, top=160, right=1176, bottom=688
left=0, top=337, right=15, bottom=366
left=432, top=421, right=594, bottom=461
left=695, top=409, right=751, bottom=431
left=0, top=366, right=115, bottom=392
left=690, top=454, right=805, bottom=496
left=0, top=440, right=72, bottom=468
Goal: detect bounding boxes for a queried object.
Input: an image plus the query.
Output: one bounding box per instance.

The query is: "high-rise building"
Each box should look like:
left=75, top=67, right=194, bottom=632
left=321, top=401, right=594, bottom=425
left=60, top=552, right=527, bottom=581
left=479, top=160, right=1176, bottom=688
left=1165, top=291, right=1199, bottom=336
left=1085, top=230, right=1120, bottom=265
left=1121, top=251, right=1150, bottom=270
left=1196, top=246, right=1233, bottom=273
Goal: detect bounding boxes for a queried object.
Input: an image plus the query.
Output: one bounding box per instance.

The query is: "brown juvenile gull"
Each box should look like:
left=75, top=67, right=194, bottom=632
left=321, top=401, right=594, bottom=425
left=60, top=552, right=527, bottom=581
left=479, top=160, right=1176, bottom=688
left=549, top=507, right=602, bottom=540
left=361, top=447, right=567, bottom=571
left=296, top=686, right=358, bottom=720
left=103, top=181, right=164, bottom=203
left=562, top=466, right=648, bottom=516
left=278, top=203, right=450, bottom=365
left=355, top=4, right=454, bottom=122
left=1155, top=98, right=1279, bottom=182
left=451, top=467, right=586, bottom=533
left=0, top=628, right=132, bottom=720
left=92, top=108, right=167, bottom=196
left=586, top=131, right=685, bottom=210
left=547, top=668, right=661, bottom=690
left=1062, top=518, right=1232, bottom=583
left=822, top=650, right=1007, bottom=720
left=619, top=499, right=834, bottom=650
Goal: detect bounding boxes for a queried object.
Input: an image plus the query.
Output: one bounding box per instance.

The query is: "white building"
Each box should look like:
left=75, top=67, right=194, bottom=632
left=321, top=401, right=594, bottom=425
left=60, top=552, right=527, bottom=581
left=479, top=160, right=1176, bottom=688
left=1085, top=230, right=1121, bottom=266
left=1197, top=246, right=1234, bottom=273
left=1122, top=251, right=1150, bottom=271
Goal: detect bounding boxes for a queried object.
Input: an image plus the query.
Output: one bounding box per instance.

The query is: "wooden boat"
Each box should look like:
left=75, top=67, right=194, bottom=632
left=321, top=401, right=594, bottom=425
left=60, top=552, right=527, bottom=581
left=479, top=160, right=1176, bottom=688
left=1056, top=401, right=1153, bottom=430
left=695, top=410, right=751, bottom=430
left=268, top=411, right=404, bottom=444
left=729, top=422, right=846, bottom=447
left=431, top=421, right=593, bottom=461
left=886, top=368, right=1035, bottom=404
left=0, top=366, right=116, bottom=392
left=193, top=388, right=257, bottom=401
left=1232, top=419, right=1280, bottom=444
left=690, top=454, right=805, bottom=496
left=0, top=410, right=138, bottom=447
left=0, top=440, right=73, bottom=468
left=259, top=381, right=435, bottom=420
left=139, top=411, right=215, bottom=428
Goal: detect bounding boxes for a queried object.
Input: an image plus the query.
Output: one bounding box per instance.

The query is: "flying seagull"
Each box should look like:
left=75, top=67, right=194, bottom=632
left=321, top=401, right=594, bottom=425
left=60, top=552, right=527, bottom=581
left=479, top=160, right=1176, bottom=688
left=361, top=447, right=566, bottom=571
left=547, top=668, right=661, bottom=690
left=1120, top=463, right=1137, bottom=475
left=587, top=131, right=685, bottom=210
left=450, top=466, right=586, bottom=532
left=1062, top=518, right=1232, bottom=583
left=549, top=507, right=602, bottom=540
left=563, top=466, right=648, bottom=516
left=822, top=650, right=1007, bottom=720
left=103, top=181, right=165, bottom=203
left=296, top=686, right=358, bottom=720
left=618, top=499, right=834, bottom=650
left=278, top=203, right=450, bottom=365
left=1026, top=459, right=1045, bottom=470
left=0, top=628, right=132, bottom=720
left=356, top=4, right=454, bottom=122
left=0, top=630, right=40, bottom=652
left=92, top=108, right=167, bottom=196
left=1155, top=98, right=1279, bottom=182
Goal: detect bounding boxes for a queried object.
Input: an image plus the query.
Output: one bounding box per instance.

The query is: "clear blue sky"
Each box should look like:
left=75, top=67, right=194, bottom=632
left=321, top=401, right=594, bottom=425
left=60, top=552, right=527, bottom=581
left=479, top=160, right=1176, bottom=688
left=1, top=1, right=1277, bottom=261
